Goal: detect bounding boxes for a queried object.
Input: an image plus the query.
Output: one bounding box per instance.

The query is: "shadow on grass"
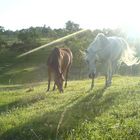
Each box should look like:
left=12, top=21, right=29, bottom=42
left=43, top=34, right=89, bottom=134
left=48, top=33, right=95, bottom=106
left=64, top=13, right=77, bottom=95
left=0, top=69, right=42, bottom=84
left=0, top=81, right=45, bottom=91
left=0, top=62, right=48, bottom=85
left=0, top=93, right=46, bottom=114
left=0, top=84, right=27, bottom=91
left=0, top=88, right=120, bottom=140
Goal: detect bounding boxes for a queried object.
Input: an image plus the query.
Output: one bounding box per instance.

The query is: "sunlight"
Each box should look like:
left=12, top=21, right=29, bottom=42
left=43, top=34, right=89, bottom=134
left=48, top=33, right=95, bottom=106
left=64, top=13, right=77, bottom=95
left=124, top=26, right=140, bottom=39
left=84, top=0, right=140, bottom=39
left=17, top=29, right=89, bottom=58
left=0, top=0, right=140, bottom=39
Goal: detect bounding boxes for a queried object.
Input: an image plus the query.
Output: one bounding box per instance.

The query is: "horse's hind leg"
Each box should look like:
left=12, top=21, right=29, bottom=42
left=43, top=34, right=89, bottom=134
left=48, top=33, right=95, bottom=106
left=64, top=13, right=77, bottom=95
left=105, top=64, right=112, bottom=88
left=64, top=65, right=70, bottom=88
left=47, top=78, right=51, bottom=92
left=52, top=83, right=56, bottom=91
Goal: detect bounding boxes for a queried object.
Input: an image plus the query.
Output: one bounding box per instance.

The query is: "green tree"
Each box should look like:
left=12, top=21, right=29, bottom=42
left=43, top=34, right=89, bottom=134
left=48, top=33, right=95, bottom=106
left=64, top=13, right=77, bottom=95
left=0, top=26, right=7, bottom=49
left=65, top=21, right=80, bottom=33
left=0, top=26, right=5, bottom=33
left=18, top=27, right=39, bottom=45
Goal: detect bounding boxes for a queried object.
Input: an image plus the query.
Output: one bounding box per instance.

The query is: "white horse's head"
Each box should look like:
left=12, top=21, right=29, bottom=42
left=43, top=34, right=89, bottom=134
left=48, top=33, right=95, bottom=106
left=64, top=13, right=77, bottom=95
left=85, top=33, right=109, bottom=78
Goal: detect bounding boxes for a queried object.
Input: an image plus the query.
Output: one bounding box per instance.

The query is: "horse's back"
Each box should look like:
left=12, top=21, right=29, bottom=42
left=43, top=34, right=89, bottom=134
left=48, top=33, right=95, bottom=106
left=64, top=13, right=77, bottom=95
left=60, top=48, right=73, bottom=64
left=47, top=47, right=73, bottom=73
left=61, top=48, right=73, bottom=59
left=59, top=48, right=73, bottom=72
left=107, top=37, right=128, bottom=61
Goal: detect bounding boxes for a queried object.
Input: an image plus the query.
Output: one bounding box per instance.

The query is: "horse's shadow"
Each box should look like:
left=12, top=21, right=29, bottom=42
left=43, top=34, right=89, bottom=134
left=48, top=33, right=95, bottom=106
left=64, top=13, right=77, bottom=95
left=86, top=85, right=107, bottom=94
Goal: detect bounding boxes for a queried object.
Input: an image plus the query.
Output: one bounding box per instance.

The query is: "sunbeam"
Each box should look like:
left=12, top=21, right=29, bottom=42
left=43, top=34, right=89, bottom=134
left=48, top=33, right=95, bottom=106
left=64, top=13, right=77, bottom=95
left=17, top=29, right=89, bottom=58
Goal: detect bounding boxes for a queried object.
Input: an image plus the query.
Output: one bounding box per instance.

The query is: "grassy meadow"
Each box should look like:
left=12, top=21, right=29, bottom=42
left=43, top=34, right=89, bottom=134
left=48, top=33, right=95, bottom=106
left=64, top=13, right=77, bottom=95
left=1, top=28, right=140, bottom=139
left=0, top=76, right=140, bottom=140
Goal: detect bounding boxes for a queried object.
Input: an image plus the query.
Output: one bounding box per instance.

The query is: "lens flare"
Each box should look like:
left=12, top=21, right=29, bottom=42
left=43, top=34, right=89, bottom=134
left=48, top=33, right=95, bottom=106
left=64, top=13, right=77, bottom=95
left=17, top=29, right=89, bottom=58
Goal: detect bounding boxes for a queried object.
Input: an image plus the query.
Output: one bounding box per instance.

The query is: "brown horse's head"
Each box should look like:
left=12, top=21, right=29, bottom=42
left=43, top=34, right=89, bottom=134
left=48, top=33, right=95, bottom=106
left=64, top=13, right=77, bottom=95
left=55, top=73, right=65, bottom=93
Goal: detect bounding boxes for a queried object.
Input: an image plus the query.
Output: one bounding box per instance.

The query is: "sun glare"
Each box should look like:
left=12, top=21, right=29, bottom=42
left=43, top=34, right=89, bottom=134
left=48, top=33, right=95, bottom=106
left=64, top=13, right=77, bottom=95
left=0, top=0, right=140, bottom=39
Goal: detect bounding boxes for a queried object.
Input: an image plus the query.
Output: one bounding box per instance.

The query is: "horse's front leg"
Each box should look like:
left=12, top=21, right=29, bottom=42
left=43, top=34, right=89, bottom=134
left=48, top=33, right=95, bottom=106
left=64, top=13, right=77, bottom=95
left=47, top=78, right=51, bottom=92
left=91, top=77, right=94, bottom=90
left=47, top=67, right=51, bottom=92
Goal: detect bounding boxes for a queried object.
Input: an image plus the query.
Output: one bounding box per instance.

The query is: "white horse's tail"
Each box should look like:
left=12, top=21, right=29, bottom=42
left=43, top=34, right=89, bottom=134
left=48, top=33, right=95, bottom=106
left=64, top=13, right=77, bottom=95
left=121, top=39, right=139, bottom=66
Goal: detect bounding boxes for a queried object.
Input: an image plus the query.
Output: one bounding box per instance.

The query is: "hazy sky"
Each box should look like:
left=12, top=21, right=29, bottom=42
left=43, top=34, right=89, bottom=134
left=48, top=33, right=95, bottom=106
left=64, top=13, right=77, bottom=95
left=0, top=0, right=140, bottom=36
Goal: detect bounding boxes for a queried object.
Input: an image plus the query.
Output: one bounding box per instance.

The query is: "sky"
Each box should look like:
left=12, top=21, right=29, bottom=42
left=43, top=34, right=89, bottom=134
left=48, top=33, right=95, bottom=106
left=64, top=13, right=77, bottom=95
left=0, top=0, right=140, bottom=37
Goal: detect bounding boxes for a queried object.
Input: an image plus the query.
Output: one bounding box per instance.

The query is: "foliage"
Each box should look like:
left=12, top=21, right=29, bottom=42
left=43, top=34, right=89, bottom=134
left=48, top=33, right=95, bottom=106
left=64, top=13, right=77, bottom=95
left=0, top=37, right=7, bottom=49
left=65, top=20, right=80, bottom=33
left=0, top=26, right=5, bottom=33
left=0, top=26, right=8, bottom=49
left=0, top=21, right=140, bottom=78
left=18, top=27, right=39, bottom=45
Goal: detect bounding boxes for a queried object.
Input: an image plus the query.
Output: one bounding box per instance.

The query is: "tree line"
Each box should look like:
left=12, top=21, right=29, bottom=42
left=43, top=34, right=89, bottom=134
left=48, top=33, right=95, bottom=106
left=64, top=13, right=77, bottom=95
left=0, top=20, right=140, bottom=77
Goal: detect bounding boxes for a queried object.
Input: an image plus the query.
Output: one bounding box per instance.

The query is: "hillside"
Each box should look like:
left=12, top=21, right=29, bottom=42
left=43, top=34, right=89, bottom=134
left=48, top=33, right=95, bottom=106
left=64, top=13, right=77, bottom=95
left=0, top=35, right=90, bottom=84
left=0, top=76, right=140, bottom=140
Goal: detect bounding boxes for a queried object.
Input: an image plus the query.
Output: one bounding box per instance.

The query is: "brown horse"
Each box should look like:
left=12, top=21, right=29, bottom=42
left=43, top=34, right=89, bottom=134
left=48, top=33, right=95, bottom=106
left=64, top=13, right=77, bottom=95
left=47, top=47, right=73, bottom=92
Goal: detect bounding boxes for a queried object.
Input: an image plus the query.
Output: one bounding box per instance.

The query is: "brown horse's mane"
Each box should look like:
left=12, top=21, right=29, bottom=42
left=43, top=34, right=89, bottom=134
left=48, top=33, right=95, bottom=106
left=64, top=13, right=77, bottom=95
left=47, top=47, right=61, bottom=74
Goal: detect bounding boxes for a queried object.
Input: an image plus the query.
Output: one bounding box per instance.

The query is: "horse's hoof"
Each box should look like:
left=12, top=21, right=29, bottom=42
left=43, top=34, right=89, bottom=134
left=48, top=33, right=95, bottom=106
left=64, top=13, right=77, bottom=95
left=105, top=84, right=111, bottom=88
left=46, top=89, right=49, bottom=92
left=60, top=89, right=64, bottom=93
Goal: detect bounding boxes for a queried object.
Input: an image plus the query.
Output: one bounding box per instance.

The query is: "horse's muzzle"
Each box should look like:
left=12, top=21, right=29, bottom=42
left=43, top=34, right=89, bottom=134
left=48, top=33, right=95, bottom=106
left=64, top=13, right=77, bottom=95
left=89, top=73, right=95, bottom=79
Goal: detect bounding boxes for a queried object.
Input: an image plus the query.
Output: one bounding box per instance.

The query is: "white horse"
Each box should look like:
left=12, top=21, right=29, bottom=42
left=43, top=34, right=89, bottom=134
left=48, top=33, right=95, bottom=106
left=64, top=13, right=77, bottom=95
left=85, top=33, right=139, bottom=89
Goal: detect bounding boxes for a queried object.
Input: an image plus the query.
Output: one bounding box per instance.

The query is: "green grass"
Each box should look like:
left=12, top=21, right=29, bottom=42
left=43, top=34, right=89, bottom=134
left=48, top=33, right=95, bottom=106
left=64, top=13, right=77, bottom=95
left=0, top=76, right=140, bottom=140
